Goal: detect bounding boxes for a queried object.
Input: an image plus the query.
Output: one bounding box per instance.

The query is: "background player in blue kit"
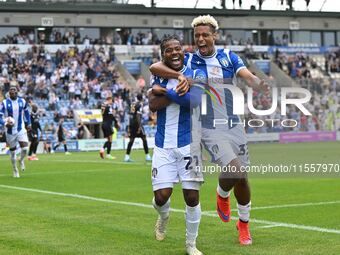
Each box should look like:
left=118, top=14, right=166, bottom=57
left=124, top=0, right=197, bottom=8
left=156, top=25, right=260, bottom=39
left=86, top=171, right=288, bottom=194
left=0, top=85, right=31, bottom=178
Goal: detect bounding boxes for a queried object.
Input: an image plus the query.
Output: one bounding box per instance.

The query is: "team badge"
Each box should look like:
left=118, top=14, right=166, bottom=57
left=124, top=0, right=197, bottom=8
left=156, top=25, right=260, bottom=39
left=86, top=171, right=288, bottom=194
left=220, top=58, right=229, bottom=67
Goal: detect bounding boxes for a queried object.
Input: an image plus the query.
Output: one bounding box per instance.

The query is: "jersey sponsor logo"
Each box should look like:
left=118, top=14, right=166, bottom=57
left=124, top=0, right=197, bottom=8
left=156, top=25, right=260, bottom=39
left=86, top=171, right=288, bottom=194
left=194, top=73, right=207, bottom=84
left=209, top=67, right=220, bottom=76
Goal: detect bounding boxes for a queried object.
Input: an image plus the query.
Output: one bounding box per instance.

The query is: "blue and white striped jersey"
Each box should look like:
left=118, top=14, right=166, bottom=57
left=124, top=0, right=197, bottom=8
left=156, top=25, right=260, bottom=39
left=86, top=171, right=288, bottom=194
left=0, top=97, right=31, bottom=135
left=151, top=65, right=206, bottom=149
left=184, top=48, right=246, bottom=129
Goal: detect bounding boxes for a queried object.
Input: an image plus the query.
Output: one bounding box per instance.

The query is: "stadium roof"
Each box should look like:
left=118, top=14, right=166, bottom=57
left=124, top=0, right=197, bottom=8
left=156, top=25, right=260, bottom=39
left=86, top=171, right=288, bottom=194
left=0, top=1, right=340, bottom=18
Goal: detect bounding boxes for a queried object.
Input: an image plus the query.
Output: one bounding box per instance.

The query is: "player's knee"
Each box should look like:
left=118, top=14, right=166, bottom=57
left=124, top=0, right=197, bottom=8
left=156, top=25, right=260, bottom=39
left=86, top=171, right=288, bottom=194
left=236, top=177, right=249, bottom=187
left=154, top=191, right=171, bottom=206
left=183, top=190, right=199, bottom=207
left=219, top=158, right=247, bottom=180
left=20, top=142, right=29, bottom=148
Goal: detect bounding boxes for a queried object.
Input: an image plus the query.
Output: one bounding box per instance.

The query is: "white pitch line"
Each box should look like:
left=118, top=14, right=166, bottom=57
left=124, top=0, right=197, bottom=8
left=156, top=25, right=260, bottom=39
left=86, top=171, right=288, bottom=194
left=41, top=159, right=151, bottom=165
left=0, top=157, right=151, bottom=165
left=204, top=200, right=340, bottom=213
left=0, top=184, right=340, bottom=235
left=0, top=169, right=108, bottom=177
left=256, top=224, right=281, bottom=229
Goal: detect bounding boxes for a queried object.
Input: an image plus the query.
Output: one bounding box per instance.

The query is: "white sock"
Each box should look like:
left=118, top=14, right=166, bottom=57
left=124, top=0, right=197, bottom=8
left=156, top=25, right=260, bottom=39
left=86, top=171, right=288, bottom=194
left=237, top=201, right=251, bottom=222
left=20, top=147, right=28, bottom=162
left=185, top=203, right=201, bottom=244
left=217, top=185, right=230, bottom=198
left=125, top=154, right=130, bottom=160
left=10, top=151, right=17, bottom=170
left=152, top=197, right=170, bottom=220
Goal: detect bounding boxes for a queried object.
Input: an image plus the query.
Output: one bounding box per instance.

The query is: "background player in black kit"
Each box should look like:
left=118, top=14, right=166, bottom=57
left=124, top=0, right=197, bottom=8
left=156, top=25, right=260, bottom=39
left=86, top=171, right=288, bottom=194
left=28, top=104, right=42, bottom=161
left=100, top=95, right=118, bottom=160
left=52, top=117, right=71, bottom=155
left=124, top=94, right=151, bottom=162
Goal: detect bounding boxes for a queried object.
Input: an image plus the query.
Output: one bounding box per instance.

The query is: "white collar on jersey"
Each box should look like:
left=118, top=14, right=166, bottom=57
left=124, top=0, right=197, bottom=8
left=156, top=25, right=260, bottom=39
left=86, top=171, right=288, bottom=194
left=179, top=65, right=187, bottom=73
left=195, top=49, right=217, bottom=59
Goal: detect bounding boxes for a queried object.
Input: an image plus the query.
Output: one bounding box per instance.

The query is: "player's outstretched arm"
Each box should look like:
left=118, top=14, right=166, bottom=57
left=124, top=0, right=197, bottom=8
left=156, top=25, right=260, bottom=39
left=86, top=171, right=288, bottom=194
left=238, top=68, right=270, bottom=94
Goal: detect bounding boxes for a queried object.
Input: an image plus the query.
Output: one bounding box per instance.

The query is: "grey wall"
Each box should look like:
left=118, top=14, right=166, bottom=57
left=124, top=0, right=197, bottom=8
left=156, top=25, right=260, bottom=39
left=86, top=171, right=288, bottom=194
left=1, top=13, right=339, bottom=31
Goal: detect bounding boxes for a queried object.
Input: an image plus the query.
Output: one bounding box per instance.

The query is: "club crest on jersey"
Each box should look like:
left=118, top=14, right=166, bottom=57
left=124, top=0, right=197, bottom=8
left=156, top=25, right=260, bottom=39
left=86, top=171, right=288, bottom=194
left=219, top=58, right=229, bottom=67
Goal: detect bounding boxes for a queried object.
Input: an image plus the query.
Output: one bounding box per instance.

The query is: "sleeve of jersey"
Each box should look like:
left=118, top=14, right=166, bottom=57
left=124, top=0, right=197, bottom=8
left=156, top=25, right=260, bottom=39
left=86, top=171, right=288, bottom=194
left=165, top=88, right=188, bottom=107
left=230, top=51, right=246, bottom=75
left=23, top=101, right=31, bottom=125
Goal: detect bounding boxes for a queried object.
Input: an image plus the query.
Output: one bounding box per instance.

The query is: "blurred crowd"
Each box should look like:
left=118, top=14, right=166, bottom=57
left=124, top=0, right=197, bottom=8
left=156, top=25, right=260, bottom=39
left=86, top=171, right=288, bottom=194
left=0, top=45, right=156, bottom=139
left=1, top=44, right=339, bottom=138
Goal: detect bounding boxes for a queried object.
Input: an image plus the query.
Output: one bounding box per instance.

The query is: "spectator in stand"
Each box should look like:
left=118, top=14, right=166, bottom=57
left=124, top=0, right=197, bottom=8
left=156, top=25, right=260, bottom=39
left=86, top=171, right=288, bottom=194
left=136, top=75, right=146, bottom=91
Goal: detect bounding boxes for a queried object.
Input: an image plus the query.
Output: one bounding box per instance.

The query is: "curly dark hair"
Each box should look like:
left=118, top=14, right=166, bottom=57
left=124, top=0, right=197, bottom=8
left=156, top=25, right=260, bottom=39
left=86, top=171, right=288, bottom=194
left=160, top=34, right=181, bottom=56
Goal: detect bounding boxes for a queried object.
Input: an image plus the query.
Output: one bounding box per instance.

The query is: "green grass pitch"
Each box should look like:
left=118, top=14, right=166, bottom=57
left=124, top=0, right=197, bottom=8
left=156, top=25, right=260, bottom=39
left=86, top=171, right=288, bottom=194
left=0, top=141, right=340, bottom=255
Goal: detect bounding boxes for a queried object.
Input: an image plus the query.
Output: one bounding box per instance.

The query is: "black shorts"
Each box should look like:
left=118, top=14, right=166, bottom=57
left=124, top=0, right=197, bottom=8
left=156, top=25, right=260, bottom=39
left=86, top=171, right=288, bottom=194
left=129, top=126, right=145, bottom=139
left=28, top=131, right=39, bottom=142
left=58, top=135, right=65, bottom=143
left=102, top=123, right=113, bottom=138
